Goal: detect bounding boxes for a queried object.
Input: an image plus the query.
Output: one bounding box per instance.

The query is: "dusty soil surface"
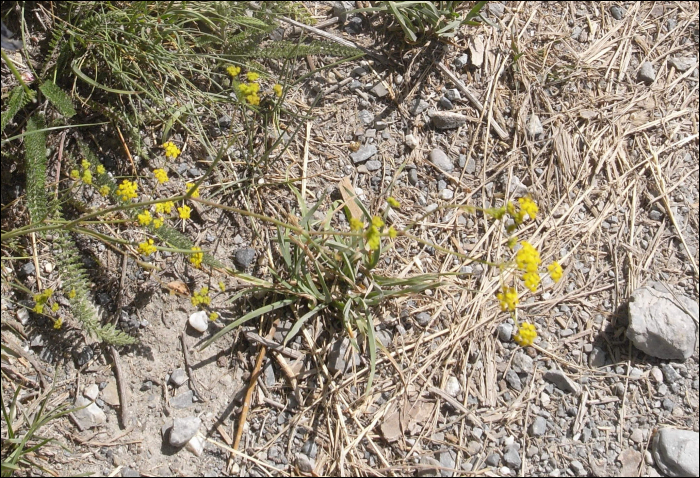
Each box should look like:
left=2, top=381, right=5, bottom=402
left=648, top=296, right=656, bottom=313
left=2, top=2, right=698, bottom=477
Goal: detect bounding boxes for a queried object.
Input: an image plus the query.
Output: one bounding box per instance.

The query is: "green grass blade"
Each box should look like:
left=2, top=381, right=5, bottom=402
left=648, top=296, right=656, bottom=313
left=200, top=298, right=297, bottom=349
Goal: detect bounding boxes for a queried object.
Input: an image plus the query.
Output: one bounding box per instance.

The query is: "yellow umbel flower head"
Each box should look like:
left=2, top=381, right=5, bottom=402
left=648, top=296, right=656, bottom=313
left=514, top=322, right=537, bottom=347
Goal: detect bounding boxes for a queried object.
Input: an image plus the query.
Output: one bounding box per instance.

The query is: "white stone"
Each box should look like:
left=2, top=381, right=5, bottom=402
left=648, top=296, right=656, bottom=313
left=188, top=311, right=209, bottom=333
left=185, top=433, right=205, bottom=456
left=404, top=134, right=419, bottom=149
left=83, top=384, right=99, bottom=401
left=445, top=376, right=461, bottom=397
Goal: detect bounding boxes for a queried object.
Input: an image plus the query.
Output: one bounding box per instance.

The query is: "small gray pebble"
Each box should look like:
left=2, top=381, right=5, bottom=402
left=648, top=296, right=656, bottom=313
left=610, top=6, right=624, bottom=20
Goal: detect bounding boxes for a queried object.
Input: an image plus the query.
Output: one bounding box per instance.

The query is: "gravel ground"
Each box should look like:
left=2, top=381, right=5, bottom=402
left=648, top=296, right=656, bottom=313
left=2, top=2, right=698, bottom=477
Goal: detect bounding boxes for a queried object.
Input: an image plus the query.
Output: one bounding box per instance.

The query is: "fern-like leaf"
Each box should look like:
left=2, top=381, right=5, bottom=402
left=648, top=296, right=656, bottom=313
left=24, top=116, right=49, bottom=225
left=40, top=81, right=76, bottom=118
left=1, top=86, right=30, bottom=133
left=54, top=229, right=137, bottom=346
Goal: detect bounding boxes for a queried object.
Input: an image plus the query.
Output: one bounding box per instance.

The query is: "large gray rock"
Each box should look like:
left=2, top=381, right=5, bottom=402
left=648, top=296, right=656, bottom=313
left=652, top=428, right=699, bottom=477
left=626, top=283, right=698, bottom=360
left=73, top=396, right=106, bottom=429
left=430, top=111, right=468, bottom=130
left=429, top=148, right=454, bottom=173
left=327, top=337, right=360, bottom=373
left=169, top=416, right=201, bottom=447
left=543, top=369, right=580, bottom=394
left=350, top=145, right=377, bottom=164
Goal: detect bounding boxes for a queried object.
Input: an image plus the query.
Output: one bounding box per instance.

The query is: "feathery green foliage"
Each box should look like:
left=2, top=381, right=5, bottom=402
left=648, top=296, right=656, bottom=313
left=1, top=86, right=31, bottom=134
left=53, top=228, right=138, bottom=345
left=23, top=117, right=49, bottom=225
left=39, top=81, right=76, bottom=118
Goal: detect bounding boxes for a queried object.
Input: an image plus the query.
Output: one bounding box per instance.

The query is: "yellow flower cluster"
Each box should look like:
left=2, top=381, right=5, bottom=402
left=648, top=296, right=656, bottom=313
left=137, top=209, right=152, bottom=226
left=138, top=238, right=157, bottom=256
left=178, top=204, right=191, bottom=220
left=514, top=322, right=537, bottom=347
left=96, top=164, right=106, bottom=175
left=191, top=286, right=211, bottom=307
left=548, top=261, right=563, bottom=282
left=163, top=141, right=181, bottom=159
left=497, top=286, right=518, bottom=311
left=117, top=179, right=138, bottom=201
left=33, top=288, right=54, bottom=314
left=226, top=65, right=241, bottom=78
left=186, top=183, right=200, bottom=198
left=516, top=241, right=541, bottom=292
left=350, top=217, right=364, bottom=231
left=517, top=196, right=538, bottom=222
left=239, top=81, right=261, bottom=105
left=153, top=168, right=169, bottom=184
left=190, top=246, right=203, bottom=268
left=99, top=185, right=111, bottom=197
left=273, top=83, right=283, bottom=97
left=155, top=200, right=174, bottom=214
left=53, top=317, right=63, bottom=330
left=387, top=197, right=401, bottom=208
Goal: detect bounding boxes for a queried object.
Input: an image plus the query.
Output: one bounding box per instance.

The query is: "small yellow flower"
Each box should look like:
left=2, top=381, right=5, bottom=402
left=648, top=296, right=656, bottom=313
left=209, top=312, right=219, bottom=321
left=514, top=322, right=537, bottom=347
left=387, top=197, right=401, bottom=209
left=53, top=317, right=63, bottom=330
left=33, top=303, right=44, bottom=314
left=82, top=170, right=92, bottom=184
left=365, top=225, right=381, bottom=251
left=548, top=261, right=563, bottom=283
left=190, top=246, right=203, bottom=268
left=68, top=289, right=76, bottom=299
left=138, top=238, right=157, bottom=256
left=246, top=93, right=260, bottom=105
left=522, top=271, right=541, bottom=292
left=96, top=164, right=106, bottom=175
left=162, top=141, right=181, bottom=159
left=517, top=196, right=539, bottom=223
left=371, top=216, right=385, bottom=228
left=246, top=71, right=260, bottom=81
left=155, top=200, right=174, bottom=214
left=226, top=65, right=241, bottom=78
left=516, top=241, right=541, bottom=273
left=153, top=168, right=169, bottom=184
left=388, top=226, right=397, bottom=239
left=81, top=159, right=91, bottom=170
left=152, top=218, right=164, bottom=229
left=350, top=217, right=364, bottom=231
left=99, top=185, right=110, bottom=197
left=218, top=281, right=226, bottom=292
left=497, top=286, right=518, bottom=311
left=178, top=205, right=191, bottom=220
left=137, top=209, right=153, bottom=226
left=70, top=169, right=80, bottom=180
left=186, top=183, right=200, bottom=198
left=273, top=83, right=283, bottom=97
left=51, top=302, right=59, bottom=312
left=116, top=179, right=138, bottom=201
left=191, top=287, right=211, bottom=307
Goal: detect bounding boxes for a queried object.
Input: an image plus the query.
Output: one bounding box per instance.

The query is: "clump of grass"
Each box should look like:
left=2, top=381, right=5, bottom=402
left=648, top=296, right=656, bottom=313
left=355, top=1, right=488, bottom=44
left=1, top=381, right=75, bottom=477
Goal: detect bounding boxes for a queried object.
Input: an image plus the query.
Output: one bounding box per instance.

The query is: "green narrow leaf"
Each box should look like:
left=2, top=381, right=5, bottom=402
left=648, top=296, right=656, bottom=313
left=283, top=304, right=326, bottom=345
left=200, top=298, right=297, bottom=350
